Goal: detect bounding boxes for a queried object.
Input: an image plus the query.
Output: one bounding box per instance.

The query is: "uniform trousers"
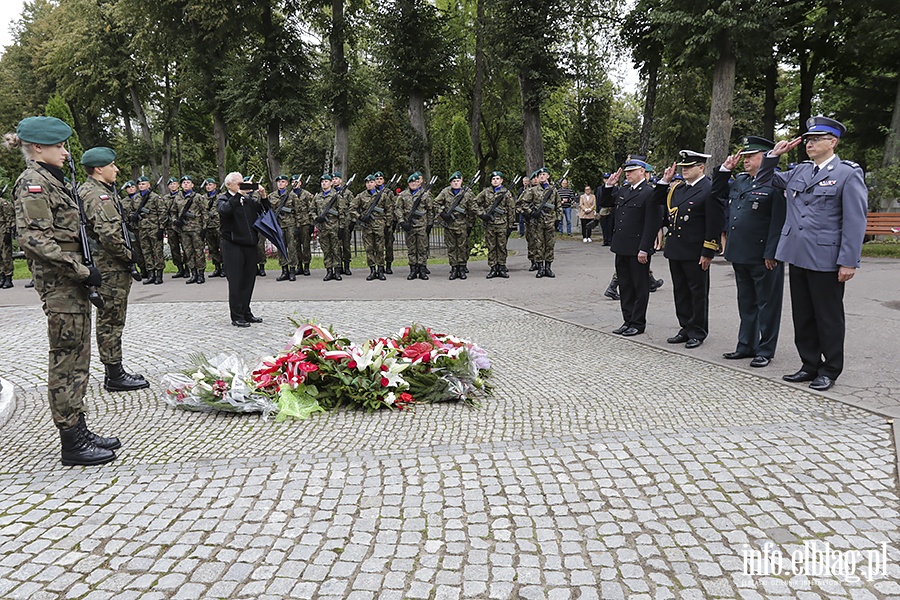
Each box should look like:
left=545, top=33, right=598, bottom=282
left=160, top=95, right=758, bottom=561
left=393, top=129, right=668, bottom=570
left=339, top=227, right=352, bottom=264
left=485, top=225, right=508, bottom=267
left=0, top=229, right=13, bottom=275
left=278, top=224, right=297, bottom=268
left=445, top=226, right=468, bottom=266
left=297, top=225, right=312, bottom=266
left=180, top=230, right=206, bottom=270
left=789, top=265, right=845, bottom=379
left=732, top=262, right=783, bottom=358
left=319, top=227, right=341, bottom=268
left=141, top=228, right=165, bottom=270
left=615, top=254, right=651, bottom=331
left=205, top=227, right=222, bottom=268
left=167, top=228, right=184, bottom=268
left=362, top=225, right=385, bottom=267
left=97, top=270, right=131, bottom=364
left=668, top=258, right=710, bottom=340
left=405, top=226, right=428, bottom=266
left=534, top=220, right=556, bottom=262
left=222, top=239, right=258, bottom=322
left=384, top=224, right=395, bottom=264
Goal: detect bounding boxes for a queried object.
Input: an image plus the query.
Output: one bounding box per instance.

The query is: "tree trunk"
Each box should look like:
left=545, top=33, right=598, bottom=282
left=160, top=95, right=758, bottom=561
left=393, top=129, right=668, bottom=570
left=883, top=76, right=900, bottom=167
left=639, top=57, right=659, bottom=157
left=266, top=122, right=281, bottom=184
left=703, top=42, right=736, bottom=167
left=518, top=73, right=544, bottom=173
left=470, top=0, right=485, bottom=172
left=408, top=90, right=430, bottom=179
left=213, top=111, right=227, bottom=183
left=129, top=85, right=159, bottom=181
left=331, top=0, right=350, bottom=177
left=763, top=60, right=777, bottom=142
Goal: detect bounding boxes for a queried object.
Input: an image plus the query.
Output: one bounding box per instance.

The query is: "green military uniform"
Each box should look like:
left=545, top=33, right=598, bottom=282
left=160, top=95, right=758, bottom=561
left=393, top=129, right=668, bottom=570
left=375, top=172, right=397, bottom=273
left=475, top=172, right=516, bottom=278
left=164, top=179, right=187, bottom=277
left=434, top=172, right=475, bottom=280
left=352, top=174, right=391, bottom=280
left=131, top=177, right=167, bottom=284
left=0, top=191, right=15, bottom=288
left=395, top=172, right=434, bottom=280
left=292, top=176, right=314, bottom=276
left=333, top=173, right=354, bottom=275
left=171, top=175, right=207, bottom=283
left=519, top=167, right=561, bottom=277
left=271, top=175, right=297, bottom=281
left=517, top=175, right=538, bottom=268
left=202, top=179, right=223, bottom=277
left=121, top=182, right=146, bottom=278
left=311, top=175, right=344, bottom=280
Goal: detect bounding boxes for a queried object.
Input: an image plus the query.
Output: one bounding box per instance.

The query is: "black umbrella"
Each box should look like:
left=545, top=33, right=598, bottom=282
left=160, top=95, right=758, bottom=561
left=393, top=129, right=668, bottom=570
left=253, top=209, right=288, bottom=259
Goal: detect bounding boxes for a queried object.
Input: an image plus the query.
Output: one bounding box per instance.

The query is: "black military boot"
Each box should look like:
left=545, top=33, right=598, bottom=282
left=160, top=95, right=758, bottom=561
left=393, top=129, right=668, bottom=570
left=186, top=269, right=198, bottom=284
left=172, top=266, right=186, bottom=278
left=59, top=421, right=116, bottom=467
left=604, top=276, right=619, bottom=300
left=459, top=264, right=468, bottom=279
left=288, top=267, right=296, bottom=282
left=543, top=262, right=555, bottom=278
left=366, top=266, right=377, bottom=281
left=498, top=265, right=509, bottom=278
left=24, top=279, right=34, bottom=288
left=486, top=265, right=497, bottom=279
left=257, top=264, right=267, bottom=276
left=385, top=262, right=393, bottom=275
left=529, top=260, right=538, bottom=272
left=449, top=266, right=458, bottom=280
left=343, top=262, right=352, bottom=276
left=324, top=268, right=335, bottom=281
left=377, top=265, right=386, bottom=281
left=649, top=271, right=664, bottom=292
left=333, top=268, right=342, bottom=281
left=142, top=269, right=154, bottom=284
left=418, top=265, right=429, bottom=280
left=77, top=413, right=121, bottom=451
left=535, top=262, right=545, bottom=278
left=276, top=266, right=290, bottom=281
left=407, top=265, right=418, bottom=280
left=302, top=263, right=310, bottom=276
left=196, top=270, right=206, bottom=284
left=154, top=270, right=164, bottom=285
left=210, top=264, right=222, bottom=278
left=421, top=265, right=430, bottom=275
left=0, top=274, right=11, bottom=289
left=104, top=362, right=150, bottom=392
left=463, top=264, right=469, bottom=273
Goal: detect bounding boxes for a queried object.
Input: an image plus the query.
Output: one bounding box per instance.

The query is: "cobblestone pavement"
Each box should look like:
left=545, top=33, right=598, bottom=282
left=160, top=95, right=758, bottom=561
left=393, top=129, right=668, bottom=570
left=0, top=299, right=898, bottom=599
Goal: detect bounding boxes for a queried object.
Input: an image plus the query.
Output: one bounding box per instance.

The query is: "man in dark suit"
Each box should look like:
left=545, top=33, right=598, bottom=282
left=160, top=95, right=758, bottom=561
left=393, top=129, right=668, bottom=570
left=711, top=137, right=786, bottom=368
left=757, top=116, right=868, bottom=391
left=600, top=157, right=663, bottom=336
left=655, top=150, right=726, bottom=349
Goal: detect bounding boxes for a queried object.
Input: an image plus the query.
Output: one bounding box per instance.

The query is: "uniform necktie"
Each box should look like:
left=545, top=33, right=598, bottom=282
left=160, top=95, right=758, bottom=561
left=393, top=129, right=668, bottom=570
left=813, top=166, right=819, bottom=175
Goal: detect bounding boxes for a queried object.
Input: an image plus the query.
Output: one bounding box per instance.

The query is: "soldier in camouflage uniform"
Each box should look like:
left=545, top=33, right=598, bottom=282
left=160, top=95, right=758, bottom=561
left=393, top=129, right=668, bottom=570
left=80, top=147, right=149, bottom=393
left=434, top=171, right=475, bottom=280
left=121, top=180, right=146, bottom=279
left=476, top=171, right=516, bottom=278
left=292, top=175, right=314, bottom=276
left=517, top=172, right=537, bottom=270
left=332, top=172, right=354, bottom=276
left=375, top=171, right=397, bottom=274
left=519, top=166, right=561, bottom=278
left=171, top=175, right=206, bottom=284
left=352, top=174, right=390, bottom=281
left=164, top=178, right=187, bottom=278
left=202, top=178, right=223, bottom=277
left=131, top=176, right=167, bottom=284
left=0, top=188, right=15, bottom=288
left=395, top=171, right=434, bottom=281
left=8, top=116, right=118, bottom=466
left=271, top=175, right=297, bottom=281
left=311, top=174, right=344, bottom=281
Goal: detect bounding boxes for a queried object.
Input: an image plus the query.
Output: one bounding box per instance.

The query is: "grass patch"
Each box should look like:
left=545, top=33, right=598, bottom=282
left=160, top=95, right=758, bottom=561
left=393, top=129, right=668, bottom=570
left=861, top=240, right=900, bottom=258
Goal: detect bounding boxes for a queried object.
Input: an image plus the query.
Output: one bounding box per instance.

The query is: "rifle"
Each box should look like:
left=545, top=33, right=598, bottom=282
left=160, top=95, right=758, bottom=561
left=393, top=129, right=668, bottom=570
left=531, top=169, right=569, bottom=219
left=315, top=188, right=341, bottom=224
left=65, top=147, right=104, bottom=309
left=360, top=174, right=398, bottom=224
left=400, top=176, right=438, bottom=231
left=0, top=184, right=8, bottom=198
left=440, top=171, right=481, bottom=223
left=130, top=176, right=163, bottom=225
left=480, top=183, right=513, bottom=224
left=174, top=191, right=197, bottom=228
left=113, top=188, right=143, bottom=282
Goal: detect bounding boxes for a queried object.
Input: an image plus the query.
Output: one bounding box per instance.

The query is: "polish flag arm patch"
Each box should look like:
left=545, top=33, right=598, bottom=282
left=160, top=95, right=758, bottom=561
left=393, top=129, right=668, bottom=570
left=27, top=185, right=42, bottom=193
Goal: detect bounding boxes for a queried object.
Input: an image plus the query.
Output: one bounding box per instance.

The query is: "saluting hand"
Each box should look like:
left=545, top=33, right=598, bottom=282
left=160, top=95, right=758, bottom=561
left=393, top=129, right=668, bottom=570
left=722, top=152, right=741, bottom=171
left=772, top=137, right=802, bottom=157
left=662, top=162, right=677, bottom=184
left=605, top=168, right=622, bottom=187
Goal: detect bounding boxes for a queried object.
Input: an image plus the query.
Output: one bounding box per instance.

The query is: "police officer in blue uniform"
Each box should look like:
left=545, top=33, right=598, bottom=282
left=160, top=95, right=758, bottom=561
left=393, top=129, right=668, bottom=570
left=757, top=116, right=868, bottom=391
left=712, top=136, right=786, bottom=368
left=655, top=150, right=726, bottom=349
left=601, top=156, right=664, bottom=336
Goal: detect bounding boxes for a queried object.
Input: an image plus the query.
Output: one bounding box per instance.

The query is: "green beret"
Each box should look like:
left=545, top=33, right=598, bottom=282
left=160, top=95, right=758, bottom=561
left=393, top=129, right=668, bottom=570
left=16, top=116, right=72, bottom=145
left=124, top=180, right=136, bottom=188
left=275, top=175, right=288, bottom=182
left=137, top=176, right=150, bottom=183
left=490, top=171, right=503, bottom=178
left=81, top=146, right=116, bottom=167
left=374, top=171, right=385, bottom=178
left=242, top=176, right=252, bottom=182
left=530, top=170, right=539, bottom=179
left=203, top=178, right=216, bottom=185
left=291, top=174, right=300, bottom=181
left=320, top=173, right=332, bottom=181
left=407, top=171, right=422, bottom=183
left=331, top=171, right=342, bottom=179
left=180, top=175, right=193, bottom=182
left=449, top=171, right=462, bottom=181
left=538, top=167, right=550, bottom=174
left=365, top=174, right=376, bottom=182
left=167, top=177, right=178, bottom=184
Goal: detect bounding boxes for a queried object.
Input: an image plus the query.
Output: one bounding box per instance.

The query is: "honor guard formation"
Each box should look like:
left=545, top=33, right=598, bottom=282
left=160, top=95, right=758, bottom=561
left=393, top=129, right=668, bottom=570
left=3, top=112, right=869, bottom=466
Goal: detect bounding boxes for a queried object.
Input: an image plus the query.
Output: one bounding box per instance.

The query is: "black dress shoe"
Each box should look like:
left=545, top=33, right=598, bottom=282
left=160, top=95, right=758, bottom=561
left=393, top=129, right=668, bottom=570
left=621, top=327, right=642, bottom=337
left=809, top=375, right=835, bottom=391
left=783, top=369, right=816, bottom=383
left=684, top=338, right=703, bottom=349
left=723, top=351, right=752, bottom=360
left=749, top=356, right=770, bottom=368
left=232, top=319, right=250, bottom=327
left=667, top=333, right=688, bottom=344
left=245, top=315, right=263, bottom=323
left=612, top=324, right=629, bottom=335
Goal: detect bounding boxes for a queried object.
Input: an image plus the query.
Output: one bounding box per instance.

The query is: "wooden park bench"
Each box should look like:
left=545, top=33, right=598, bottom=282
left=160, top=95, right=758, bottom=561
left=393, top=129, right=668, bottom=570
left=865, top=212, right=900, bottom=236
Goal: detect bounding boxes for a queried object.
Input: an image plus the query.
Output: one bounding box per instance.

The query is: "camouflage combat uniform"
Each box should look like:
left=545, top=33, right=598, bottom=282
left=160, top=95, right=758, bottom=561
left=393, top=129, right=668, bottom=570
left=292, top=184, right=314, bottom=273
left=352, top=186, right=393, bottom=271
left=335, top=184, right=355, bottom=272
left=379, top=184, right=397, bottom=270
left=272, top=187, right=298, bottom=272
left=13, top=160, right=92, bottom=428
left=172, top=189, right=207, bottom=273
left=122, top=189, right=145, bottom=276
left=203, top=188, right=222, bottom=273
left=476, top=185, right=516, bottom=271
left=434, top=185, right=475, bottom=269
left=395, top=186, right=434, bottom=274
left=0, top=193, right=15, bottom=283
left=310, top=189, right=344, bottom=269
left=132, top=187, right=167, bottom=274
left=165, top=189, right=186, bottom=273
left=520, top=181, right=561, bottom=266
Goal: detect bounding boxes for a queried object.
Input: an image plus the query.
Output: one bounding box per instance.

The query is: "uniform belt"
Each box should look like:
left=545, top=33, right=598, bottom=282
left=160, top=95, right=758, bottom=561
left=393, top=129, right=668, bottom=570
left=58, top=242, right=82, bottom=252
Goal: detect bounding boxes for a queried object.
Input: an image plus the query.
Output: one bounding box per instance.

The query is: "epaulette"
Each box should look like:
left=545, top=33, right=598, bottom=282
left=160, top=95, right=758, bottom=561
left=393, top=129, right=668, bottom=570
left=841, top=160, right=861, bottom=169
left=801, top=160, right=813, bottom=164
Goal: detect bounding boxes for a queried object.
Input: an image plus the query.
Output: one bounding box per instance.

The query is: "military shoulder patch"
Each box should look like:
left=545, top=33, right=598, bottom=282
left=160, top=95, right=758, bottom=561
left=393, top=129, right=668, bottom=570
left=27, top=185, right=42, bottom=193
left=100, top=194, right=110, bottom=200
left=841, top=160, right=861, bottom=169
